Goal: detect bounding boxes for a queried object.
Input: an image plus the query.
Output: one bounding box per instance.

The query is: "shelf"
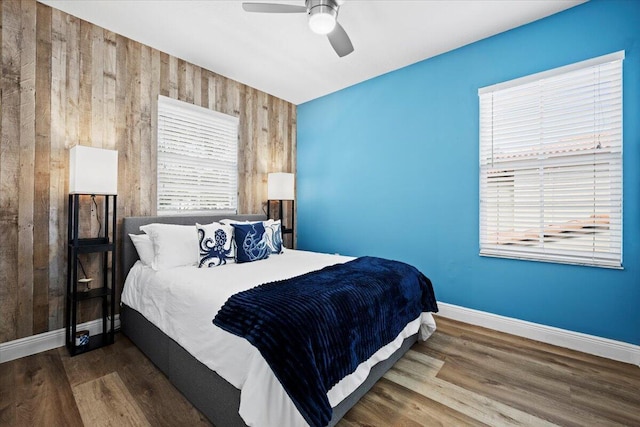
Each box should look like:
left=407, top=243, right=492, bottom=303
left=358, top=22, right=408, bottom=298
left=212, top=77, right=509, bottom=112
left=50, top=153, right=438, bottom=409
left=70, top=237, right=114, bottom=253
left=68, top=332, right=114, bottom=356
left=77, top=237, right=109, bottom=246
left=66, top=193, right=117, bottom=357
left=76, top=287, right=111, bottom=301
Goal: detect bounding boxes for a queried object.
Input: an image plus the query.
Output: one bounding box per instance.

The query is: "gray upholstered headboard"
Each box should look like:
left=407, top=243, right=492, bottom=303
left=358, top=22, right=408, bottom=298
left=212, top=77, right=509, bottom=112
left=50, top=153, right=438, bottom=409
left=122, top=214, right=267, bottom=280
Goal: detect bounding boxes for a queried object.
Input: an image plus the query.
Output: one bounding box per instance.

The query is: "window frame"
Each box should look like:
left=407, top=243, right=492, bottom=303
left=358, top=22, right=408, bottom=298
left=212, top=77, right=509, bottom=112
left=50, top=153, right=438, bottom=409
left=156, top=95, right=239, bottom=216
left=478, top=51, right=624, bottom=269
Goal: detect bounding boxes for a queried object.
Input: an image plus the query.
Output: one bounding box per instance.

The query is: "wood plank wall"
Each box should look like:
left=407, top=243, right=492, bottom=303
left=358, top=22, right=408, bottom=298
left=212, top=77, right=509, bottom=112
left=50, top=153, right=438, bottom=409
left=0, top=0, right=297, bottom=344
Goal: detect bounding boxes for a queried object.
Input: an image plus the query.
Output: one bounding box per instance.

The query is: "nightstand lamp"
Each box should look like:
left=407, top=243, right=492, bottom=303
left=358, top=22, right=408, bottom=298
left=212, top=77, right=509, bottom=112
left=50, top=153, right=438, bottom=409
left=267, top=172, right=295, bottom=248
left=69, top=145, right=118, bottom=195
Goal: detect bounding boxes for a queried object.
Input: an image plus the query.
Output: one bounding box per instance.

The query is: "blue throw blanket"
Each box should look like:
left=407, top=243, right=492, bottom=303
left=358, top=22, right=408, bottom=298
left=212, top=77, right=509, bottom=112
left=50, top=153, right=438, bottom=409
left=213, top=256, right=438, bottom=427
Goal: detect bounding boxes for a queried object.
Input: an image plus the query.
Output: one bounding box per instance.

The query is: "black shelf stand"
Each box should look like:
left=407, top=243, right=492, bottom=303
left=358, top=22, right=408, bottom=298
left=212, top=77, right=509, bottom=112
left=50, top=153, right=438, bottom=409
left=66, top=193, right=117, bottom=356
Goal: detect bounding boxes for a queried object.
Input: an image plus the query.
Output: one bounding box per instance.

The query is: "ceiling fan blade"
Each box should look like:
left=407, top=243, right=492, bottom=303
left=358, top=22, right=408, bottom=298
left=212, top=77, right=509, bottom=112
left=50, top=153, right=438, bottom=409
left=327, top=21, right=354, bottom=57
left=242, top=3, right=307, bottom=13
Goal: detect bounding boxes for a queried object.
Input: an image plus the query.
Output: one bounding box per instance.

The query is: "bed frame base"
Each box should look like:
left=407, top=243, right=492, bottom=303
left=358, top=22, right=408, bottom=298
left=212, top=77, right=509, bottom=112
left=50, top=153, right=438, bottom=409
left=121, top=305, right=417, bottom=426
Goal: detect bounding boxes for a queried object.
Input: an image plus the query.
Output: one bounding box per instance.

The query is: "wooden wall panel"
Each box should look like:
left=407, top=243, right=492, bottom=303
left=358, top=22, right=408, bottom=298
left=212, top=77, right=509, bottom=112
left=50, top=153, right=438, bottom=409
left=0, top=0, right=296, bottom=343
left=33, top=2, right=52, bottom=334
left=17, top=0, right=37, bottom=339
left=1, top=0, right=23, bottom=342
left=138, top=44, right=153, bottom=217
left=48, top=7, right=66, bottom=333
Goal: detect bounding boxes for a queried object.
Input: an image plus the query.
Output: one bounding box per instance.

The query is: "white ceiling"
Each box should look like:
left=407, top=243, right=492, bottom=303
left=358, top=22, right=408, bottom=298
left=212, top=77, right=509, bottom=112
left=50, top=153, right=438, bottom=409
left=39, top=0, right=585, bottom=105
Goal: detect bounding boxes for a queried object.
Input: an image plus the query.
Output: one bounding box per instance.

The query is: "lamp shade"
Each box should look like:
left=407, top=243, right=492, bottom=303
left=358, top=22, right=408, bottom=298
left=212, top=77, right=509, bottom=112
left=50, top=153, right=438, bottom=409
left=69, top=145, right=118, bottom=195
left=268, top=172, right=295, bottom=200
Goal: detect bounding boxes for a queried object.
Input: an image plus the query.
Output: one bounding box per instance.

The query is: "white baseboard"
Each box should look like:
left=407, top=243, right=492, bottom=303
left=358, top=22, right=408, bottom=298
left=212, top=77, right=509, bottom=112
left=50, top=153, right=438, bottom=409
left=2, top=307, right=638, bottom=368
left=436, top=302, right=640, bottom=367
left=0, top=315, right=120, bottom=364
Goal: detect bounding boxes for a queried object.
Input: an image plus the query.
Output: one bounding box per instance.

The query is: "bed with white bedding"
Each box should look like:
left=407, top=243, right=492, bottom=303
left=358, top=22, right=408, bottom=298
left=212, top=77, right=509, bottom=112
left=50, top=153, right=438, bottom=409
left=120, top=214, right=437, bottom=427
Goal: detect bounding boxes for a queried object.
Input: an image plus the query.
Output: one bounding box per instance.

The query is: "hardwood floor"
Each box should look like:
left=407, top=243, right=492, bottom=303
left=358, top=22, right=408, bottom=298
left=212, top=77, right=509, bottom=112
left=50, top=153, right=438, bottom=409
left=1, top=316, right=638, bottom=426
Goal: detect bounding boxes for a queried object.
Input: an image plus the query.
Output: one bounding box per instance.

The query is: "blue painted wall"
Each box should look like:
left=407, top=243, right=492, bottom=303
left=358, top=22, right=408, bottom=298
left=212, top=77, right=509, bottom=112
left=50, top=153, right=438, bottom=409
left=296, top=0, right=640, bottom=345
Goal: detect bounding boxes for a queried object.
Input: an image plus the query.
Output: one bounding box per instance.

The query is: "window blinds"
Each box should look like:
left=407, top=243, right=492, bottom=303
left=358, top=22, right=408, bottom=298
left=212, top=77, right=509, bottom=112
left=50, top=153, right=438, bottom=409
left=479, top=51, right=623, bottom=268
left=157, top=95, right=239, bottom=215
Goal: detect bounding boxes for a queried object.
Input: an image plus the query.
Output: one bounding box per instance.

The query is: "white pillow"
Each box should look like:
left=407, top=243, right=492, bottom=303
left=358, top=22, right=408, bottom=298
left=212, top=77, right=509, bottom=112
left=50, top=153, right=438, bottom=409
left=128, top=233, right=155, bottom=266
left=263, top=219, right=284, bottom=254
left=139, top=223, right=198, bottom=270
left=196, top=222, right=235, bottom=267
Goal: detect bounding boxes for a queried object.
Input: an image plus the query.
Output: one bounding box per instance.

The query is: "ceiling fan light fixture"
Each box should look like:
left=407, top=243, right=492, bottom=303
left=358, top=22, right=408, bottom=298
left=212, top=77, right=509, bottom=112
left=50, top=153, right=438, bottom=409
left=243, top=0, right=352, bottom=57
left=308, top=1, right=337, bottom=35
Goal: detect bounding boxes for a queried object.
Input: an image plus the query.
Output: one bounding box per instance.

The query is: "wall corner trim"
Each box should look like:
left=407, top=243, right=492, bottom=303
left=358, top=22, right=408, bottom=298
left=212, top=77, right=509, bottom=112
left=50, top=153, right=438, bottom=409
left=0, top=316, right=121, bottom=364
left=436, top=302, right=640, bottom=367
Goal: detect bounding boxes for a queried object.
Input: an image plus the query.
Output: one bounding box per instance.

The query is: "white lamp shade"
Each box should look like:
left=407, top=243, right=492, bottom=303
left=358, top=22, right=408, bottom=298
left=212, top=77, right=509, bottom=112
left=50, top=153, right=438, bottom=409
left=69, top=145, right=118, bottom=195
left=268, top=172, right=295, bottom=200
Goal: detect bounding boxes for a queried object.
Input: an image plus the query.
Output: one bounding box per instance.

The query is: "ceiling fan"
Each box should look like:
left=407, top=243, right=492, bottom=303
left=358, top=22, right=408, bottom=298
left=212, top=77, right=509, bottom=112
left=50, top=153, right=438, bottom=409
left=242, top=0, right=354, bottom=57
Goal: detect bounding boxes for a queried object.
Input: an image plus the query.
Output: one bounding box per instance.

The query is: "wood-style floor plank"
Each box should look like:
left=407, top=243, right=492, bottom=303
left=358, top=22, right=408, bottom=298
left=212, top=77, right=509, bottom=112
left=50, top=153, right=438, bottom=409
left=59, top=339, right=132, bottom=388
left=59, top=334, right=211, bottom=427
left=1, top=316, right=639, bottom=427
left=342, top=377, right=489, bottom=427
left=116, top=344, right=211, bottom=426
left=424, top=317, right=640, bottom=427
left=72, top=371, right=150, bottom=427
left=384, top=350, right=558, bottom=427
left=8, top=349, right=83, bottom=426
left=434, top=317, right=634, bottom=373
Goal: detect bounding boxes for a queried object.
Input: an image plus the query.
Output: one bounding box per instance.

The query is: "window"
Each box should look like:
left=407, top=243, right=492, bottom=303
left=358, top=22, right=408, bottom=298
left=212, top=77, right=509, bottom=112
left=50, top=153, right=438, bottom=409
left=157, top=95, right=239, bottom=215
left=479, top=51, right=623, bottom=268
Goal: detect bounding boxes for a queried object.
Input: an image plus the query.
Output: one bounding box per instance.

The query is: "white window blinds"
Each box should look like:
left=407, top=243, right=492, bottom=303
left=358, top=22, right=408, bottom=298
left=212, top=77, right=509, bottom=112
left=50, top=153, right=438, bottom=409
left=157, top=95, right=239, bottom=215
left=479, top=51, right=623, bottom=268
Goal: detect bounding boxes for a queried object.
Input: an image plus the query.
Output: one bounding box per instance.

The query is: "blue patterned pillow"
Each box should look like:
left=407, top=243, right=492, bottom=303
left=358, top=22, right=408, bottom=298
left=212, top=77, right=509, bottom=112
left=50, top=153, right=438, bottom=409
left=232, top=222, right=270, bottom=263
left=196, top=223, right=235, bottom=268
left=263, top=219, right=284, bottom=254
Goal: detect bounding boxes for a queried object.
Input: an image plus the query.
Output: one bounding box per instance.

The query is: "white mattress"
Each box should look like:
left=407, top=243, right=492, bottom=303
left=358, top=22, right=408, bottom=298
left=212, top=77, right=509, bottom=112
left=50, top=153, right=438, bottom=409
left=121, top=249, right=436, bottom=427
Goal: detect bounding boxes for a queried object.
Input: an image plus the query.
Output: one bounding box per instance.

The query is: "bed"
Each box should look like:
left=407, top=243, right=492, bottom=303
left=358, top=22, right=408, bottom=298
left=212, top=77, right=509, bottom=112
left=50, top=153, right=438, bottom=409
left=120, top=214, right=438, bottom=427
